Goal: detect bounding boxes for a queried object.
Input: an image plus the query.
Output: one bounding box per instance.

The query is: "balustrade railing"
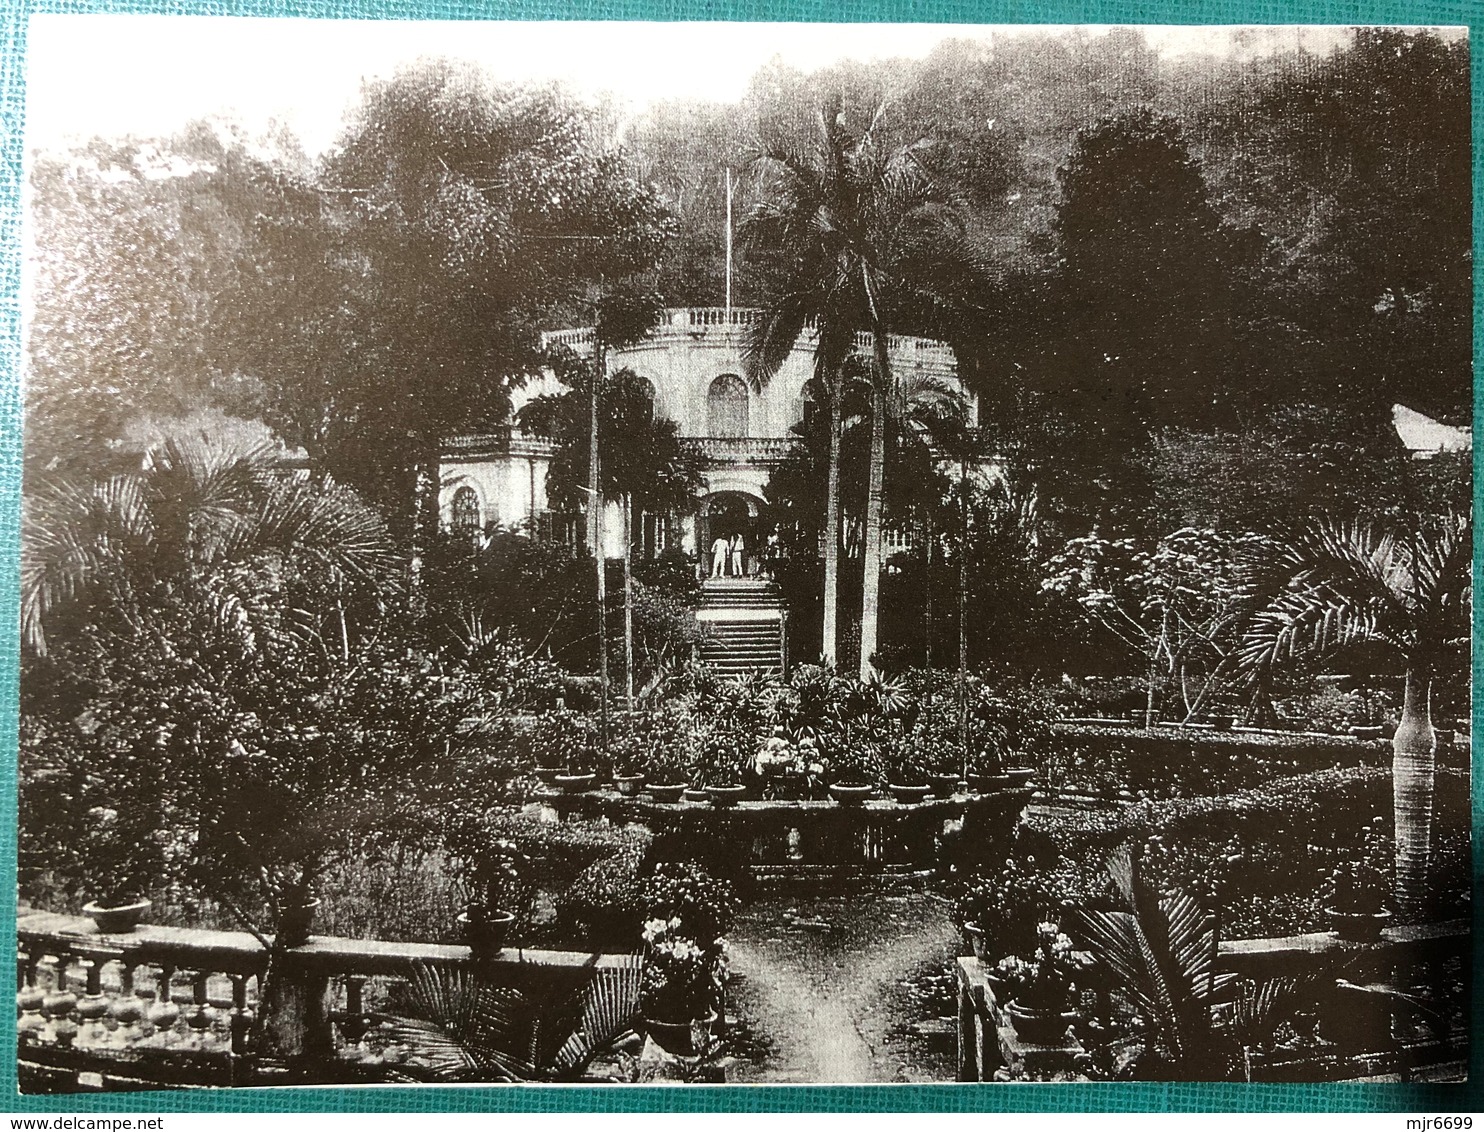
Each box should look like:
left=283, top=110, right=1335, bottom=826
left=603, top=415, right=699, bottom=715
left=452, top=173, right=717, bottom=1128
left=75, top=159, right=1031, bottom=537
left=955, top=919, right=1469, bottom=1082
left=538, top=309, right=958, bottom=371
left=16, top=910, right=636, bottom=1092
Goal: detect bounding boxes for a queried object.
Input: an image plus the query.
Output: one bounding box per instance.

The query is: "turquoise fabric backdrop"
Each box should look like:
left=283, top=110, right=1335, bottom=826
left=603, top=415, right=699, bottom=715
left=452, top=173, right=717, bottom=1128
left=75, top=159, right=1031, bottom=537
left=0, top=0, right=1478, bottom=1112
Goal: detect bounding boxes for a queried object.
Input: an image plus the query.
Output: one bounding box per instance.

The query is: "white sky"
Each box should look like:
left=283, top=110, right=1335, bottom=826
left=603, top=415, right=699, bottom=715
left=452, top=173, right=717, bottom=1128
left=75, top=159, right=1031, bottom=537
left=24, top=16, right=1464, bottom=157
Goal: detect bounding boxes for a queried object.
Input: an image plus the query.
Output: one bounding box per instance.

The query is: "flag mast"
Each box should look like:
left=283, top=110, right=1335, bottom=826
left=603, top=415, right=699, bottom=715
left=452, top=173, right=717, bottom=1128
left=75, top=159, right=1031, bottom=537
left=724, top=167, right=734, bottom=333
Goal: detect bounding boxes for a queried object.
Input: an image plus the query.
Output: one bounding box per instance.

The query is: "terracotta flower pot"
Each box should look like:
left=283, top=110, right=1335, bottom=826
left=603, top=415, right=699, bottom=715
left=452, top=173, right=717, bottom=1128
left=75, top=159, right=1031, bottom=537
left=648, top=782, right=688, bottom=804
left=276, top=898, right=321, bottom=948
left=706, top=784, right=747, bottom=809
left=642, top=1010, right=718, bottom=1058
left=889, top=783, right=931, bottom=804
left=458, top=907, right=516, bottom=957
left=83, top=898, right=151, bottom=935
left=682, top=787, right=710, bottom=804
left=1005, top=1001, right=1077, bottom=1045
left=1327, top=906, right=1392, bottom=942
left=615, top=774, right=646, bottom=797
left=828, top=781, right=875, bottom=805
left=554, top=772, right=597, bottom=794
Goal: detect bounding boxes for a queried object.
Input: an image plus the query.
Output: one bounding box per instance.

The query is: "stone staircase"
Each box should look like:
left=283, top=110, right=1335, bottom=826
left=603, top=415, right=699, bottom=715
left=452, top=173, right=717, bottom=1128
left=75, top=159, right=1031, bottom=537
left=697, top=578, right=786, bottom=677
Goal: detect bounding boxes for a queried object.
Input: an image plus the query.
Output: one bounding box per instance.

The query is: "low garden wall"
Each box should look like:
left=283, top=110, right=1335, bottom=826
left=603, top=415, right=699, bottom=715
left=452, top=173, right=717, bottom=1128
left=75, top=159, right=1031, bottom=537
left=541, top=788, right=1033, bottom=875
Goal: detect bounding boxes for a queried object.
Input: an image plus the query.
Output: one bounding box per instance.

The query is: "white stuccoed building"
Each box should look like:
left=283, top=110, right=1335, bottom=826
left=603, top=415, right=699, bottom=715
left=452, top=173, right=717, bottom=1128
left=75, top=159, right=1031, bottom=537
left=439, top=306, right=975, bottom=571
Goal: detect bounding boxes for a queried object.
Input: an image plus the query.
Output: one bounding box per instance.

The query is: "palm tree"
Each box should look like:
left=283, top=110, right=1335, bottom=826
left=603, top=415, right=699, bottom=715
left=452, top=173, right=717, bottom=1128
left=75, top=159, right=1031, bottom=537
left=22, top=435, right=398, bottom=657
left=743, top=99, right=967, bottom=679
left=1237, top=512, right=1471, bottom=915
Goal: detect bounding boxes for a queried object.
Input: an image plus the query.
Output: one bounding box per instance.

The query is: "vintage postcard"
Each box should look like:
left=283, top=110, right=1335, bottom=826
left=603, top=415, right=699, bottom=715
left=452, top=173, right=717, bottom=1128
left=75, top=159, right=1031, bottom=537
left=12, top=14, right=1473, bottom=1101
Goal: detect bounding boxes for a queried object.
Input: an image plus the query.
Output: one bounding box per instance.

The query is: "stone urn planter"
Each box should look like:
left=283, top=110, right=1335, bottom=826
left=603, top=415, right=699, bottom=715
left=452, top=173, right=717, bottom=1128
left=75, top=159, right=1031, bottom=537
left=706, top=784, right=747, bottom=809
left=1005, top=1001, right=1078, bottom=1045
left=961, top=920, right=989, bottom=962
left=614, top=774, right=646, bottom=797
left=643, top=1011, right=718, bottom=1058
left=82, top=898, right=152, bottom=934
left=682, top=787, right=710, bottom=805
left=648, top=782, right=688, bottom=804
left=554, top=772, right=598, bottom=794
left=457, top=907, right=517, bottom=958
left=1327, top=906, right=1392, bottom=942
left=828, top=781, right=875, bottom=806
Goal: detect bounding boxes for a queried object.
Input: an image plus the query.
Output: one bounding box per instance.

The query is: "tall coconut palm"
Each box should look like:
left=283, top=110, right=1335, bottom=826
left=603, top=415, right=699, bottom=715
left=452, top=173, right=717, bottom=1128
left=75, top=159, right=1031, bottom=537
left=1237, top=512, right=1471, bottom=915
left=743, top=98, right=968, bottom=678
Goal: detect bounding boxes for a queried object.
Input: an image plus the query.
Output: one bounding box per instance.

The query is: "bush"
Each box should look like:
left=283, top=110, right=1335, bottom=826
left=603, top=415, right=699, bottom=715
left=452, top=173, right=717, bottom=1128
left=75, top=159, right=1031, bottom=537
left=640, top=860, right=740, bottom=945
left=1039, top=722, right=1378, bottom=800
left=554, top=841, right=651, bottom=952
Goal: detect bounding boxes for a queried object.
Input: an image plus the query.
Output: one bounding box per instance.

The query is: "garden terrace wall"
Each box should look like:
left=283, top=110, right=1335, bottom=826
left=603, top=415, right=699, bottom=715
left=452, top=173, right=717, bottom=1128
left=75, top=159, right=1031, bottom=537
left=955, top=918, right=1470, bottom=1083
left=16, top=910, right=636, bottom=1092
left=540, top=789, right=1032, bottom=876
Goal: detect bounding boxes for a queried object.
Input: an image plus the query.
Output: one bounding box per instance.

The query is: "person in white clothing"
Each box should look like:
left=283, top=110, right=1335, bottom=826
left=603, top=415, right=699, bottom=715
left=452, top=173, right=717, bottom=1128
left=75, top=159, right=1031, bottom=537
left=730, top=531, right=746, bottom=577
left=710, top=534, right=730, bottom=578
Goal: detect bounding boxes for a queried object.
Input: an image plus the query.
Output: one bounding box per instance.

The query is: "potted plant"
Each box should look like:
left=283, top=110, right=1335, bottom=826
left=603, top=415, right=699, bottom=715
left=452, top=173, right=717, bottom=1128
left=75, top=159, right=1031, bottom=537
left=827, top=742, right=880, bottom=805
left=273, top=877, right=322, bottom=949
left=884, top=734, right=931, bottom=803
left=637, top=864, right=737, bottom=1058
left=953, top=859, right=1066, bottom=967
left=79, top=807, right=153, bottom=934
left=1323, top=817, right=1393, bottom=941
left=609, top=716, right=649, bottom=797
left=453, top=838, right=531, bottom=959
left=997, top=921, right=1082, bottom=1045
left=638, top=917, right=726, bottom=1057
left=644, top=738, right=692, bottom=803
left=553, top=746, right=601, bottom=794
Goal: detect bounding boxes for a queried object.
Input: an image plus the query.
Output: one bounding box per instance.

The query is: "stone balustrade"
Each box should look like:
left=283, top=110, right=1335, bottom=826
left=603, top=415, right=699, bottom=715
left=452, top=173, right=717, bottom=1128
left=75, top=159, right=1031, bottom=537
left=541, top=308, right=959, bottom=374
left=16, top=910, right=636, bottom=1092
left=955, top=918, right=1469, bottom=1082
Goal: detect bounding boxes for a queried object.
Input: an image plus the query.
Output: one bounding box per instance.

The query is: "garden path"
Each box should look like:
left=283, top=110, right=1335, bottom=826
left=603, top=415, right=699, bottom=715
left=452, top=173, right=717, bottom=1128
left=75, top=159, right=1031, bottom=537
left=724, top=881, right=961, bottom=1084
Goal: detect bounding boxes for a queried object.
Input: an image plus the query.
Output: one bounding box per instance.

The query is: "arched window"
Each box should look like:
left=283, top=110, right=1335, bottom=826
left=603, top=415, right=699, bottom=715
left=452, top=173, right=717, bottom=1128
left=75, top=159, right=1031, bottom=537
left=639, top=378, right=658, bottom=424
left=450, top=486, right=481, bottom=533
left=707, top=374, right=749, bottom=438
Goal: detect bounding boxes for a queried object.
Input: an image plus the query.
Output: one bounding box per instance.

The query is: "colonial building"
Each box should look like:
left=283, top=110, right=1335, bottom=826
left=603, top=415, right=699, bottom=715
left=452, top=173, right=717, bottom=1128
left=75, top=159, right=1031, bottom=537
left=438, top=306, right=973, bottom=570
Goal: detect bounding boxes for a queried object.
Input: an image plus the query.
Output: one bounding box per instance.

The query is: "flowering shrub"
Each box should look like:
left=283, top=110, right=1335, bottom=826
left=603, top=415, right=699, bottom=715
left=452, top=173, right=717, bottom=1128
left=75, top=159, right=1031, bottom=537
left=995, top=922, right=1083, bottom=1011
left=640, top=861, right=739, bottom=945
left=639, top=917, right=728, bottom=1024
left=954, top=858, right=1075, bottom=960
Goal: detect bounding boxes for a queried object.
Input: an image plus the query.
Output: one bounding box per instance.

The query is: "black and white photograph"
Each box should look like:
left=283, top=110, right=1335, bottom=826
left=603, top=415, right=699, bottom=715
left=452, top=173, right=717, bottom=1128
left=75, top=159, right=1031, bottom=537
left=15, top=17, right=1473, bottom=1091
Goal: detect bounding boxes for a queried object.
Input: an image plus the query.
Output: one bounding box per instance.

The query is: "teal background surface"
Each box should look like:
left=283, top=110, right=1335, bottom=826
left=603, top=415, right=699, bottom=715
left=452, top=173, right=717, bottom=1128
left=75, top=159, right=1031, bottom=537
left=0, top=0, right=1479, bottom=1112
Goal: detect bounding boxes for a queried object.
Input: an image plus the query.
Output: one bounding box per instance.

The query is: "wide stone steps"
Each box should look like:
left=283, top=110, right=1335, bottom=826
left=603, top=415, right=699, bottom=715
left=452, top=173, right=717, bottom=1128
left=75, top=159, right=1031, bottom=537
left=697, top=579, right=786, bottom=675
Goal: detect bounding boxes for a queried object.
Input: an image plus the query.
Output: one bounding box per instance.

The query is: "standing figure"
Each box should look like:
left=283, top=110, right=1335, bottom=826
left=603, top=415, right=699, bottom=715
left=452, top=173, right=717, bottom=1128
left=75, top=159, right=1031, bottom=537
left=710, top=533, right=730, bottom=578
left=730, top=531, right=746, bottom=577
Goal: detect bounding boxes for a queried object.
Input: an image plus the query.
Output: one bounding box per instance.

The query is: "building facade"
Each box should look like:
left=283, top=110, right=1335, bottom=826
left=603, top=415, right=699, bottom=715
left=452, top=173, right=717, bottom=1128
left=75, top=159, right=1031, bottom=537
left=439, top=307, right=973, bottom=566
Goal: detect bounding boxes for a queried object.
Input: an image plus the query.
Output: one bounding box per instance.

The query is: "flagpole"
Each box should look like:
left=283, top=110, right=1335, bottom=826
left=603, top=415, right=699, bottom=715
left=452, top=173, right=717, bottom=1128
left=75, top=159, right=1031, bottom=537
left=724, top=167, right=733, bottom=335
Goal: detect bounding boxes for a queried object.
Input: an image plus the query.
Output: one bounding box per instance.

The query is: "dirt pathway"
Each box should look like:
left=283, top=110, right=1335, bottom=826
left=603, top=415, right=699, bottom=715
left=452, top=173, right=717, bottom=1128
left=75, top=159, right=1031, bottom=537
left=724, top=881, right=962, bottom=1084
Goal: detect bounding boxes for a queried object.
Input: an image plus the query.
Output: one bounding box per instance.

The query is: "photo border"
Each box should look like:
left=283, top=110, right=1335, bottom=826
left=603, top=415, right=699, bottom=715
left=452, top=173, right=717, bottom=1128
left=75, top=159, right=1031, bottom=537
left=0, top=0, right=1479, bottom=1112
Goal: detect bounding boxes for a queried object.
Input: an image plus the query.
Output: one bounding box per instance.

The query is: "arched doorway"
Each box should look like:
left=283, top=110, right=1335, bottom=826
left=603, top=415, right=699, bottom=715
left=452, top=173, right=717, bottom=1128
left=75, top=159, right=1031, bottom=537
left=699, top=491, right=765, bottom=578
